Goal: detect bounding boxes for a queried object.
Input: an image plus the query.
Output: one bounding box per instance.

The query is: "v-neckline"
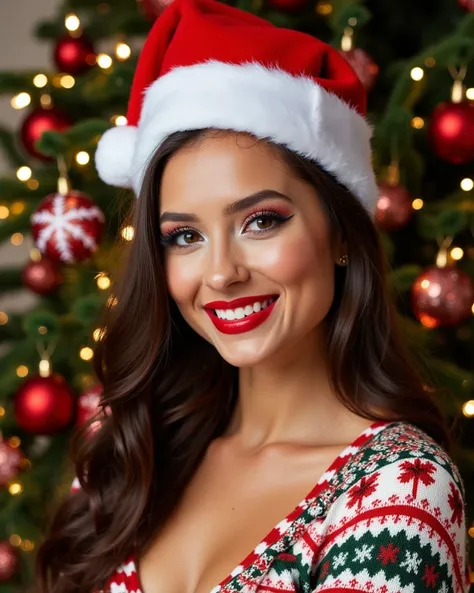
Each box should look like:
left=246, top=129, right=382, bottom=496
left=128, top=420, right=393, bottom=593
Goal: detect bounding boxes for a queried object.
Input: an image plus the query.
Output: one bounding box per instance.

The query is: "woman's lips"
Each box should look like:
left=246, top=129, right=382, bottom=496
left=204, top=295, right=279, bottom=335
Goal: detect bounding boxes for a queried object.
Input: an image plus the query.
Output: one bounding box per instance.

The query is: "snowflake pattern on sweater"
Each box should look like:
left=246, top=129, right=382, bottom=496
left=97, top=421, right=471, bottom=593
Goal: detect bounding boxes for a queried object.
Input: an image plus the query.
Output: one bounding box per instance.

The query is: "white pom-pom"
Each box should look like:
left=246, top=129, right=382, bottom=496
left=94, top=125, right=138, bottom=188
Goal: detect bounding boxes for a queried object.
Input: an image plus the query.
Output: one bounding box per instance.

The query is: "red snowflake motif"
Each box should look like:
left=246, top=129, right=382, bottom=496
left=422, top=564, right=440, bottom=588
left=377, top=543, right=400, bottom=565
left=447, top=482, right=463, bottom=527
left=398, top=458, right=436, bottom=498
left=321, top=561, right=330, bottom=579
left=346, top=472, right=380, bottom=509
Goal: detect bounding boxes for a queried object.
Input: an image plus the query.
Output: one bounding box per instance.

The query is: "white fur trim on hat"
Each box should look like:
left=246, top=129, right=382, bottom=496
left=95, top=125, right=138, bottom=188
left=95, top=61, right=378, bottom=213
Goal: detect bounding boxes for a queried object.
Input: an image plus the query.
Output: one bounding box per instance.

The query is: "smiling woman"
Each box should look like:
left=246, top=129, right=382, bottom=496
left=35, top=0, right=470, bottom=592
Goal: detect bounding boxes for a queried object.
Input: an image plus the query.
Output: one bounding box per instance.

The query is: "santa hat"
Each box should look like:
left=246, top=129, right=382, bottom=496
left=95, top=0, right=378, bottom=213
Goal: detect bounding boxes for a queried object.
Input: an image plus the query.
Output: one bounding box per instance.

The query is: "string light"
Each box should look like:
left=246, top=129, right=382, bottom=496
left=96, top=273, right=111, bottom=290
left=0, top=312, right=8, bottom=325
left=450, top=247, right=464, bottom=261
left=410, top=67, right=424, bottom=81
left=60, top=75, right=75, bottom=89
left=112, top=115, right=127, bottom=126
left=11, top=233, right=24, bottom=246
left=33, top=74, right=48, bottom=88
left=27, top=179, right=39, bottom=190
left=412, top=198, right=424, bottom=210
left=107, top=295, right=118, bottom=308
left=93, top=328, right=106, bottom=341
left=9, top=437, right=21, bottom=448
left=411, top=117, right=424, bottom=129
left=315, top=1, right=332, bottom=14
left=463, top=400, right=474, bottom=417
left=21, top=540, right=35, bottom=552
left=11, top=92, right=31, bottom=109
left=9, top=535, right=21, bottom=547
left=38, top=325, right=48, bottom=335
left=115, top=42, right=131, bottom=61
left=424, top=57, right=436, bottom=68
left=16, top=366, right=28, bottom=378
left=80, top=347, right=94, bottom=361
left=9, top=481, right=23, bottom=496
left=0, top=407, right=5, bottom=417
left=40, top=94, right=52, bottom=108
left=11, top=202, right=25, bottom=215
left=65, top=13, right=81, bottom=32
left=97, top=53, right=113, bottom=69
left=16, top=166, right=32, bottom=181
left=121, top=225, right=135, bottom=241
left=460, top=178, right=473, bottom=192
left=75, top=151, right=90, bottom=165
left=0, top=206, right=9, bottom=220
left=30, top=248, right=41, bottom=261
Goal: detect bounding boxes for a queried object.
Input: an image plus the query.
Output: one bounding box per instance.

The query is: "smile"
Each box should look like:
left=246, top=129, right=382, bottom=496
left=204, top=294, right=279, bottom=335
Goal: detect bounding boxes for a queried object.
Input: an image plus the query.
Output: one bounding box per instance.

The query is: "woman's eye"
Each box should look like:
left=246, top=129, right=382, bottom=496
left=175, top=230, right=201, bottom=246
left=248, top=216, right=274, bottom=231
left=244, top=212, right=291, bottom=234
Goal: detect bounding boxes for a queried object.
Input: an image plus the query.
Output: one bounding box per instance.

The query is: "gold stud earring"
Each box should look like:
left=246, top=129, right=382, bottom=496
left=338, top=254, right=349, bottom=266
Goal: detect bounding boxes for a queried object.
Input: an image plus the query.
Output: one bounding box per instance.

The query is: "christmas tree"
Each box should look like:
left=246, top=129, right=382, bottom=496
left=0, top=0, right=473, bottom=589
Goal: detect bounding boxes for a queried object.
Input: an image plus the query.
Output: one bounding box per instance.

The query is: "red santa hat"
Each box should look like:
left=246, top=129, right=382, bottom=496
left=95, top=0, right=378, bottom=213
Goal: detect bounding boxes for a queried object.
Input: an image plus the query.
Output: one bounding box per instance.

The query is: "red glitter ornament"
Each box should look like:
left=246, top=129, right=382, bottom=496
left=0, top=441, right=24, bottom=487
left=429, top=101, right=474, bottom=164
left=375, top=183, right=413, bottom=231
left=14, top=374, right=75, bottom=435
left=0, top=541, right=19, bottom=583
left=20, top=106, right=71, bottom=160
left=457, top=0, right=474, bottom=11
left=53, top=34, right=96, bottom=75
left=22, top=258, right=62, bottom=295
left=411, top=266, right=474, bottom=328
left=31, top=190, right=105, bottom=264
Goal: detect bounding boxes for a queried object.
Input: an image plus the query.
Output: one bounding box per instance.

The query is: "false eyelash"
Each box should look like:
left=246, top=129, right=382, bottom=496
left=242, top=209, right=294, bottom=230
left=159, top=226, right=195, bottom=246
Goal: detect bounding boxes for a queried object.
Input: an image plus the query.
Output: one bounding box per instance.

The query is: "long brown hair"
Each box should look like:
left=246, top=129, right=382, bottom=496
left=36, top=129, right=451, bottom=593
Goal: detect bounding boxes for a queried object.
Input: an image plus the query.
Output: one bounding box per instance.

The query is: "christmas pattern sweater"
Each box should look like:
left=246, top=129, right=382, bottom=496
left=86, top=420, right=471, bottom=593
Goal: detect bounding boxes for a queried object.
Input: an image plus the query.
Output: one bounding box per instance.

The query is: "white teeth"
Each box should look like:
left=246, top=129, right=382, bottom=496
left=214, top=297, right=277, bottom=321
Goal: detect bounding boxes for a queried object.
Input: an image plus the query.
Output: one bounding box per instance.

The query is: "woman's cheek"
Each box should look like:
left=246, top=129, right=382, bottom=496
left=165, top=255, right=197, bottom=306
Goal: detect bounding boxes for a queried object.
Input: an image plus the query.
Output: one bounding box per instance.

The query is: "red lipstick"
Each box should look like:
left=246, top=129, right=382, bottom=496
left=204, top=294, right=278, bottom=335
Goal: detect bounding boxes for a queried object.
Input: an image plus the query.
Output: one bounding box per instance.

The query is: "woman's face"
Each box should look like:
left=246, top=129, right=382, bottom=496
left=159, top=132, right=345, bottom=367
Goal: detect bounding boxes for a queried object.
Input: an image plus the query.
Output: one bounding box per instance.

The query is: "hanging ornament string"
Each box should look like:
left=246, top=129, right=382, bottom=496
left=435, top=236, right=454, bottom=268
left=448, top=64, right=467, bottom=103
left=57, top=154, right=71, bottom=196
left=36, top=339, right=57, bottom=378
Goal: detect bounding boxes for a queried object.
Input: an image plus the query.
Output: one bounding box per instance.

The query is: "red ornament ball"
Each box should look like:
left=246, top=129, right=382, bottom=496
left=20, top=106, right=71, bottom=160
left=429, top=101, right=474, bottom=164
left=0, top=441, right=24, bottom=487
left=53, top=34, right=96, bottom=75
left=14, top=374, right=75, bottom=435
left=412, top=266, right=474, bottom=328
left=22, top=258, right=62, bottom=295
left=138, top=0, right=174, bottom=19
left=457, top=0, right=474, bottom=11
left=77, top=384, right=109, bottom=436
left=0, top=542, right=19, bottom=583
left=266, top=0, right=308, bottom=12
left=375, top=183, right=413, bottom=231
left=339, top=49, right=379, bottom=91
left=31, top=190, right=105, bottom=264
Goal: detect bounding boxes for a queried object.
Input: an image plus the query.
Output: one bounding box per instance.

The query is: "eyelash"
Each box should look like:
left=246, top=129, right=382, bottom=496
left=160, top=209, right=293, bottom=249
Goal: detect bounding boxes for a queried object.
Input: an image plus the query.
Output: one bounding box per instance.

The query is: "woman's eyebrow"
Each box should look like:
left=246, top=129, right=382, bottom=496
left=159, top=189, right=293, bottom=224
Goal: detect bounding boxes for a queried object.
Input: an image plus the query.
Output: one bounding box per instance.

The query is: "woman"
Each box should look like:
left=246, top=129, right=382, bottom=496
left=36, top=0, right=470, bottom=591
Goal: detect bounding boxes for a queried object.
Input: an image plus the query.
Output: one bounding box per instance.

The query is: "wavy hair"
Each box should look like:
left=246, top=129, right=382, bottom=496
left=35, top=129, right=451, bottom=593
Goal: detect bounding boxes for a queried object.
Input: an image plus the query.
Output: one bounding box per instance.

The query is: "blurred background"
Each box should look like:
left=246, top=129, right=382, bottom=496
left=0, top=0, right=473, bottom=590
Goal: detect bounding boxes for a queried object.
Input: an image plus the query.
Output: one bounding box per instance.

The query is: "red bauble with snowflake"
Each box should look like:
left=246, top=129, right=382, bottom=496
left=138, top=0, right=174, bottom=19
left=0, top=441, right=25, bottom=487
left=375, top=183, right=413, bottom=231
left=14, top=374, right=75, bottom=435
left=429, top=101, right=474, bottom=164
left=0, top=542, right=19, bottom=583
left=20, top=106, right=72, bottom=160
left=457, top=0, right=474, bottom=11
left=53, top=34, right=96, bottom=75
left=411, top=266, right=474, bottom=328
left=22, top=257, right=62, bottom=295
left=77, top=384, right=110, bottom=436
left=339, top=49, right=379, bottom=91
left=31, top=190, right=105, bottom=264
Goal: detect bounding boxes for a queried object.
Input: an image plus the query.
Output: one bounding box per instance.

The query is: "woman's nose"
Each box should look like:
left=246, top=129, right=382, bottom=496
left=202, top=240, right=250, bottom=291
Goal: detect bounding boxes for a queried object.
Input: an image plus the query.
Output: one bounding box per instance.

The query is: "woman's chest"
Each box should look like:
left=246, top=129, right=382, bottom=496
left=136, top=443, right=335, bottom=593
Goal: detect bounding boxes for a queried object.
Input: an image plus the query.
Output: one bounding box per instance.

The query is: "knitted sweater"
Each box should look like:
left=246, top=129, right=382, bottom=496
left=94, top=420, right=471, bottom=593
